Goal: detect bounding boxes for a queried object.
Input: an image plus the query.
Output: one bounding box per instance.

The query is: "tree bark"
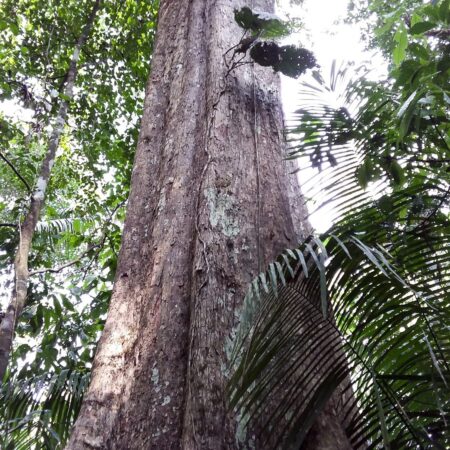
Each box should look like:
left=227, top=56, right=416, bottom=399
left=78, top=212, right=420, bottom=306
left=0, top=0, right=101, bottom=381
left=66, top=1, right=348, bottom=449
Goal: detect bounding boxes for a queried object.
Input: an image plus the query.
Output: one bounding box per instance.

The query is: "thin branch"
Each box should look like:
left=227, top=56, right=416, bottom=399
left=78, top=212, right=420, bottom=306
left=108, top=198, right=127, bottom=220
left=80, top=199, right=127, bottom=280
left=0, top=150, right=32, bottom=193
left=408, top=157, right=450, bottom=164
left=108, top=235, right=118, bottom=259
left=29, top=243, right=99, bottom=276
left=0, top=223, right=17, bottom=228
left=432, top=119, right=450, bottom=152
left=81, top=235, right=107, bottom=281
left=425, top=29, right=450, bottom=39
left=412, top=186, right=450, bottom=234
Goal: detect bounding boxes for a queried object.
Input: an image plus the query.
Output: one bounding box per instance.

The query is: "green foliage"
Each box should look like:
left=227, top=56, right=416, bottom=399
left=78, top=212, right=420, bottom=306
left=0, top=0, right=158, bottom=445
left=347, top=0, right=450, bottom=60
left=229, top=173, right=450, bottom=447
left=249, top=41, right=281, bottom=66
left=250, top=42, right=317, bottom=78
left=1, top=0, right=447, bottom=447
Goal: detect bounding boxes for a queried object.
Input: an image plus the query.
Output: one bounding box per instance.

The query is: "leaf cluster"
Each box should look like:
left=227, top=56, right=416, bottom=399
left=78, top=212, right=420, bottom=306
left=233, top=6, right=317, bottom=78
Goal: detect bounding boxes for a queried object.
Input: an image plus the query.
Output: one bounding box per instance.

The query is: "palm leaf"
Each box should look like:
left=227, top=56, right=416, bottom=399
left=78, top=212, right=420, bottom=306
left=0, top=368, right=89, bottom=449
left=228, top=224, right=449, bottom=448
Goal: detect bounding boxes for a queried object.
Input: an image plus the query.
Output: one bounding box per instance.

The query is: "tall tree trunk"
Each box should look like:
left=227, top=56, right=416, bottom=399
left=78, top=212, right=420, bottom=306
left=0, top=0, right=101, bottom=381
left=66, top=1, right=348, bottom=449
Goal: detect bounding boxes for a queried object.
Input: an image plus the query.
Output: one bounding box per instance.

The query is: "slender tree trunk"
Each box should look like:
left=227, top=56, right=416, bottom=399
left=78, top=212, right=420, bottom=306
left=0, top=0, right=101, bottom=381
left=67, top=1, right=349, bottom=448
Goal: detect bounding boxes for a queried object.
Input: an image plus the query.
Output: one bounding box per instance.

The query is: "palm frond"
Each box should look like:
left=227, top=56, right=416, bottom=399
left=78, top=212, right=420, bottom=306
left=35, top=218, right=87, bottom=235
left=0, top=368, right=89, bottom=449
left=228, top=219, right=450, bottom=448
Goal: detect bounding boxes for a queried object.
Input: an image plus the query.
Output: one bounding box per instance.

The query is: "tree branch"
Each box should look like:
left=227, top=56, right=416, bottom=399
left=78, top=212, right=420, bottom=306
left=408, top=156, right=450, bottom=164
left=29, top=243, right=99, bottom=276
left=412, top=186, right=450, bottom=234
left=80, top=199, right=127, bottom=280
left=425, top=29, right=450, bottom=39
left=0, top=150, right=32, bottom=193
left=0, top=223, right=17, bottom=228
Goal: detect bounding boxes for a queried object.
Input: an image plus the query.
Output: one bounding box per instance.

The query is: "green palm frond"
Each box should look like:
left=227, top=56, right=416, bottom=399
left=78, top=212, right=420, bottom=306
left=286, top=64, right=378, bottom=224
left=0, top=368, right=89, bottom=449
left=33, top=216, right=98, bottom=264
left=228, top=222, right=450, bottom=448
left=35, top=217, right=96, bottom=238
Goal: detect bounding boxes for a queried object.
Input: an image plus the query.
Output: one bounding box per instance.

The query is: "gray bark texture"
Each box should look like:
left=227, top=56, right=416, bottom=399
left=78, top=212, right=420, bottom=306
left=66, top=0, right=350, bottom=449
left=0, top=0, right=101, bottom=381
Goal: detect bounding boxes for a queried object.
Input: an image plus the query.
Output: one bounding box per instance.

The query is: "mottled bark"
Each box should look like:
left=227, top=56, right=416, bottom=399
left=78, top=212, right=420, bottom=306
left=0, top=0, right=101, bottom=381
left=66, top=1, right=349, bottom=449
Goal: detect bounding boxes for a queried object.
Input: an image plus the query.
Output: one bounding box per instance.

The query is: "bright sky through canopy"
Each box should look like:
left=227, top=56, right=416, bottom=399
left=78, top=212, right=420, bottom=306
left=279, top=0, right=387, bottom=232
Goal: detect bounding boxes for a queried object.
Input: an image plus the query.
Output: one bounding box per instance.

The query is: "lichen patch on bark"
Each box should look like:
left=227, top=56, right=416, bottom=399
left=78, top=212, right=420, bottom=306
left=204, top=187, right=240, bottom=238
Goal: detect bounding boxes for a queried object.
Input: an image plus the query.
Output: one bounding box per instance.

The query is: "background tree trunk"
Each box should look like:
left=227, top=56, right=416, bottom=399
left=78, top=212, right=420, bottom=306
left=66, top=1, right=346, bottom=449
